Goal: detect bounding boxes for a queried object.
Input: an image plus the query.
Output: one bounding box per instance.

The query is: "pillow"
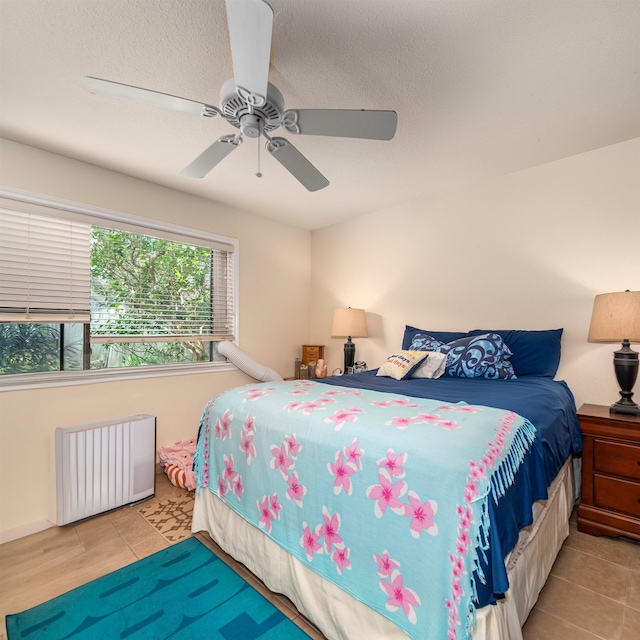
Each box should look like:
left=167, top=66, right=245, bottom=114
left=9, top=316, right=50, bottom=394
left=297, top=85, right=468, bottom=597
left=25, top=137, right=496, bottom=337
left=376, top=350, right=428, bottom=380
left=469, top=329, right=563, bottom=377
left=410, top=333, right=516, bottom=380
left=411, top=351, right=447, bottom=379
left=401, top=325, right=470, bottom=350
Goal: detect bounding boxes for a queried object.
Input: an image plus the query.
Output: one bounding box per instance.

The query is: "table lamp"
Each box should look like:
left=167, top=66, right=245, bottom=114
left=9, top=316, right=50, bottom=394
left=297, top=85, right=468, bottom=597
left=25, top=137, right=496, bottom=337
left=588, top=290, right=640, bottom=415
left=331, top=307, right=368, bottom=373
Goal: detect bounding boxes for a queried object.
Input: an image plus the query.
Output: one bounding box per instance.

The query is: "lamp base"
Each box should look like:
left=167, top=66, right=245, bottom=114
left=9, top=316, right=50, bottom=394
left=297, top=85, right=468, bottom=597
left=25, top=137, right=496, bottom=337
left=610, top=402, right=640, bottom=416
left=610, top=340, right=639, bottom=417
left=343, top=338, right=355, bottom=374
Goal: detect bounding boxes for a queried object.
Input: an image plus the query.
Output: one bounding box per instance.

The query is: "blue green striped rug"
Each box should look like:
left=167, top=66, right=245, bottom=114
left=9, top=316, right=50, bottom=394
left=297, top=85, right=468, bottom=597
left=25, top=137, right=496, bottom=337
left=6, top=537, right=310, bottom=639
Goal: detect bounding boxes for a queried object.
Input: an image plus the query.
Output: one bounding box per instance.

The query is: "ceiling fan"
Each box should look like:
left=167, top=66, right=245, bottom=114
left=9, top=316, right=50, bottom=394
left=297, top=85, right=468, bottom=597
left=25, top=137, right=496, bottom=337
left=83, top=0, right=397, bottom=192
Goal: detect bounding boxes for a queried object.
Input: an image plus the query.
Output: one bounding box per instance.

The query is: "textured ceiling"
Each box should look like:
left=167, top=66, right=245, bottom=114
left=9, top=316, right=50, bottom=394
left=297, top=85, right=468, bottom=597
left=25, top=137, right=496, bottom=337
left=1, top=0, right=639, bottom=230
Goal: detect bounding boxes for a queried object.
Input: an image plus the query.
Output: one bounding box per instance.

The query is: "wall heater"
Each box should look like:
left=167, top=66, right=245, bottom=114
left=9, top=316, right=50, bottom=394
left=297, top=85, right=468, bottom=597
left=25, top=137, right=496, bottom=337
left=55, top=414, right=156, bottom=526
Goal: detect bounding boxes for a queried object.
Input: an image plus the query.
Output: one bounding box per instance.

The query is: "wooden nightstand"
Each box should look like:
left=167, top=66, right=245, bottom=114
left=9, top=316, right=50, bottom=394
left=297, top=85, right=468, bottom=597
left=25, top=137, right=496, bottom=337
left=577, top=403, right=640, bottom=539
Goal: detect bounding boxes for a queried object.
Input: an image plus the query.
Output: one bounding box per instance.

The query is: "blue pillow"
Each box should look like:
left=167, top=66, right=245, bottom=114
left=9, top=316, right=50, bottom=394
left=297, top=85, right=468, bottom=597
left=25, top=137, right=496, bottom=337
left=410, top=332, right=516, bottom=380
left=469, top=329, right=563, bottom=378
left=401, top=325, right=469, bottom=350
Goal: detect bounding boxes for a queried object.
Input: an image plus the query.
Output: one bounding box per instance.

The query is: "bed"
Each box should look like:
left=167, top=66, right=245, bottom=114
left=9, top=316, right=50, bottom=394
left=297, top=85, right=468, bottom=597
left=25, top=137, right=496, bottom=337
left=192, top=327, right=582, bottom=640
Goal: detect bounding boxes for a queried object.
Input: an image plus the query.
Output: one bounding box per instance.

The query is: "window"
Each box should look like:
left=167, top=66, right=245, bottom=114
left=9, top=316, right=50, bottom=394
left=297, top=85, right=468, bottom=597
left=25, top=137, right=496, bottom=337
left=0, top=189, right=238, bottom=387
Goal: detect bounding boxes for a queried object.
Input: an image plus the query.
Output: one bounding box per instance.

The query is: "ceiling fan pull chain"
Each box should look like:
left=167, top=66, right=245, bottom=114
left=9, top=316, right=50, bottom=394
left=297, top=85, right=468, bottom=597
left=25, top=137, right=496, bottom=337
left=256, top=131, right=262, bottom=178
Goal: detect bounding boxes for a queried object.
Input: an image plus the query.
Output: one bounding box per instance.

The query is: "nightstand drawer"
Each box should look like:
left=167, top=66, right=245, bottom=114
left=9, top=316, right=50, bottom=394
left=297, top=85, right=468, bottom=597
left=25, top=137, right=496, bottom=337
left=302, top=345, right=324, bottom=366
left=594, top=474, right=640, bottom=518
left=594, top=439, right=640, bottom=480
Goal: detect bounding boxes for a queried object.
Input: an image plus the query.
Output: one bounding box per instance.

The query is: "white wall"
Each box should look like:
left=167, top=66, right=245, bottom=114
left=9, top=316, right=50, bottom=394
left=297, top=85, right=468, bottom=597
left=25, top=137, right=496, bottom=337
left=0, top=139, right=311, bottom=540
left=310, top=138, right=640, bottom=410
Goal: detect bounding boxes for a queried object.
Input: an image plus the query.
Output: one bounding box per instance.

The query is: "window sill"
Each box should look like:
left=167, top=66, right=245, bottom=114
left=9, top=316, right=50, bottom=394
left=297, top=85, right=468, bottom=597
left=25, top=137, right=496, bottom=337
left=0, top=361, right=236, bottom=392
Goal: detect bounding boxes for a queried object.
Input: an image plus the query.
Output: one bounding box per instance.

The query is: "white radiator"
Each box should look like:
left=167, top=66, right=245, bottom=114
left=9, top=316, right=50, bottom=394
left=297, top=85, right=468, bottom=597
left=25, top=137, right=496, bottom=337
left=55, top=414, right=156, bottom=525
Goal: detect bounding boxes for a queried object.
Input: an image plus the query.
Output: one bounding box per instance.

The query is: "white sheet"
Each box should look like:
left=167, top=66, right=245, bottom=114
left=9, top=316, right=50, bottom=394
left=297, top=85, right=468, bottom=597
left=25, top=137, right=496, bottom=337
left=193, top=458, right=575, bottom=640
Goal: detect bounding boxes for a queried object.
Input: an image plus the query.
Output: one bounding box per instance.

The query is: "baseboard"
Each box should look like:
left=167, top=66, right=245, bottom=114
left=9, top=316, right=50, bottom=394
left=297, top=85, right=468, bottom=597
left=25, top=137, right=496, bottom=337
left=0, top=519, right=55, bottom=544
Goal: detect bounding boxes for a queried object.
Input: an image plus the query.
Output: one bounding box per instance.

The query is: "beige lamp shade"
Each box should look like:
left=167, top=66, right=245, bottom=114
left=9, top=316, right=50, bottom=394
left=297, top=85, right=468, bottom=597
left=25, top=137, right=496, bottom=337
left=588, top=291, right=640, bottom=343
left=331, top=308, right=368, bottom=338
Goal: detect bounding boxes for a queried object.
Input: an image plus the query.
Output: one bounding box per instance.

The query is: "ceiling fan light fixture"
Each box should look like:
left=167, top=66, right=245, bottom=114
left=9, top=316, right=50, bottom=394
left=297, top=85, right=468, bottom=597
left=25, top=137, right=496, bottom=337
left=240, top=113, right=262, bottom=138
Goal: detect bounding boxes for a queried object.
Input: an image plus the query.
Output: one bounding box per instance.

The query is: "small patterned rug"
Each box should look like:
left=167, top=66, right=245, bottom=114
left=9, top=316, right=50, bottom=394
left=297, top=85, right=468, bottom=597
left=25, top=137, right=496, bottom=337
left=139, top=493, right=195, bottom=542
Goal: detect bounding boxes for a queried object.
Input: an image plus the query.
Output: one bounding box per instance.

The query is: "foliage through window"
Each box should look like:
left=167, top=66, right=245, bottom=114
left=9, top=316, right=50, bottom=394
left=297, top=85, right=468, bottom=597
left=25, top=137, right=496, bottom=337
left=0, top=193, right=236, bottom=379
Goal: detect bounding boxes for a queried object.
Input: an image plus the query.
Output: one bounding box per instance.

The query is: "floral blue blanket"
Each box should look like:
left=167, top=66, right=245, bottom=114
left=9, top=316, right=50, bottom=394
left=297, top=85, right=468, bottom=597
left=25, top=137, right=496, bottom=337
left=195, top=380, right=539, bottom=640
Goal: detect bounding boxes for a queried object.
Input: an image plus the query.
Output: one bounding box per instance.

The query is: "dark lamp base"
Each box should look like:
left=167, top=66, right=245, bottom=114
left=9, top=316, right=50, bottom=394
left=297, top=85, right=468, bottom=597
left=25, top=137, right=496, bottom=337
left=610, top=402, right=640, bottom=416
left=610, top=340, right=639, bottom=417
left=343, top=338, right=356, bottom=374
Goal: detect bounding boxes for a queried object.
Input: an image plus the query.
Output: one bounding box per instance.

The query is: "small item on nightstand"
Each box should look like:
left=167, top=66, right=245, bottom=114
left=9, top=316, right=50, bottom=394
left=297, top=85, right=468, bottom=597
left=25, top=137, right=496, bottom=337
left=299, top=364, right=309, bottom=380
left=316, top=359, right=327, bottom=378
left=308, top=361, right=316, bottom=379
left=294, top=358, right=301, bottom=379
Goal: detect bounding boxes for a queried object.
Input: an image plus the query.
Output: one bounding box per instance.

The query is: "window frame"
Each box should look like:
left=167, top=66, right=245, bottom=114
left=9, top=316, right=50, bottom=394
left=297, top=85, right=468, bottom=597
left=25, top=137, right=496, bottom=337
left=0, top=187, right=239, bottom=391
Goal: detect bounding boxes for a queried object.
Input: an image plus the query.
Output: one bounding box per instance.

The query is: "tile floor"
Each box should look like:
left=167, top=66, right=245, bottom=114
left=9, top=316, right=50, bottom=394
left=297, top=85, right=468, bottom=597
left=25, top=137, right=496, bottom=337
left=1, top=471, right=639, bottom=640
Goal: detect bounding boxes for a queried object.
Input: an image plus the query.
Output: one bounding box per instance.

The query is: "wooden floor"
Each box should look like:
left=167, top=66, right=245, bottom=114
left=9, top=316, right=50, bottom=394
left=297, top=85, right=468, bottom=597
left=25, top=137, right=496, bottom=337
left=2, top=472, right=639, bottom=640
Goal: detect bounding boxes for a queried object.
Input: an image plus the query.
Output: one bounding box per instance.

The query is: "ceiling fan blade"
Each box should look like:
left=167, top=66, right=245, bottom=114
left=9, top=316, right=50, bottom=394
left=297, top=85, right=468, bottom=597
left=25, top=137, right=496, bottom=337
left=83, top=77, right=220, bottom=117
left=225, top=0, right=273, bottom=105
left=266, top=137, right=329, bottom=192
left=281, top=109, right=398, bottom=140
left=181, top=135, right=243, bottom=178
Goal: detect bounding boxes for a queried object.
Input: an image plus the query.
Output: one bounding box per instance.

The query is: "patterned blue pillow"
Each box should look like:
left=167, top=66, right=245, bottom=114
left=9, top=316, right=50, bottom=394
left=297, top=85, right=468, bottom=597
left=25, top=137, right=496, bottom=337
left=409, top=333, right=516, bottom=380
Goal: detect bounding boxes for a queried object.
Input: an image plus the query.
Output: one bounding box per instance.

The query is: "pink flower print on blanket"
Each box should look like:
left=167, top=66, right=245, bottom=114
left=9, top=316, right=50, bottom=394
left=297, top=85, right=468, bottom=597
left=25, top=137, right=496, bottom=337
left=257, top=493, right=281, bottom=533
left=300, top=521, right=322, bottom=561
left=269, top=434, right=307, bottom=507
left=322, top=388, right=363, bottom=397
left=324, top=407, right=364, bottom=431
left=318, top=507, right=343, bottom=554
left=214, top=409, right=233, bottom=440
left=270, top=442, right=295, bottom=478
left=327, top=450, right=357, bottom=496
left=286, top=471, right=307, bottom=506
left=332, top=545, right=352, bottom=575
left=344, top=438, right=364, bottom=469
left=285, top=433, right=301, bottom=458
left=372, top=397, right=420, bottom=409
left=437, top=404, right=481, bottom=413
left=374, top=550, right=400, bottom=578
left=377, top=449, right=407, bottom=479
left=285, top=397, right=334, bottom=415
left=375, top=552, right=421, bottom=625
left=217, top=454, right=243, bottom=501
left=239, top=414, right=257, bottom=463
left=241, top=386, right=277, bottom=402
left=366, top=468, right=407, bottom=518
left=403, top=491, right=438, bottom=538
left=415, top=412, right=461, bottom=430
left=300, top=507, right=351, bottom=575
left=384, top=415, right=422, bottom=430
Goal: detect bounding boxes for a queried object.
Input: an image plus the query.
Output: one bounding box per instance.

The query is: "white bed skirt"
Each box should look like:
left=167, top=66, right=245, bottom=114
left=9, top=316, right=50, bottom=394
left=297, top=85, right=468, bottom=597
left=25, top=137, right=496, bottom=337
left=192, top=458, right=574, bottom=640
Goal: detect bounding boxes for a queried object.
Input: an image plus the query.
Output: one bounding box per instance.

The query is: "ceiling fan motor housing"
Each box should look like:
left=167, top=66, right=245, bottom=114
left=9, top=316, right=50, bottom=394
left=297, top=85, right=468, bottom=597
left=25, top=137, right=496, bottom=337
left=220, top=78, right=284, bottom=135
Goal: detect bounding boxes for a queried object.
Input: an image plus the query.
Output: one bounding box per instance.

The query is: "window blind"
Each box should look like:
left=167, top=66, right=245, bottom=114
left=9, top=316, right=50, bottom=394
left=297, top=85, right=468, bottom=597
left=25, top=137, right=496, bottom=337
left=89, top=228, right=235, bottom=343
left=0, top=209, right=91, bottom=322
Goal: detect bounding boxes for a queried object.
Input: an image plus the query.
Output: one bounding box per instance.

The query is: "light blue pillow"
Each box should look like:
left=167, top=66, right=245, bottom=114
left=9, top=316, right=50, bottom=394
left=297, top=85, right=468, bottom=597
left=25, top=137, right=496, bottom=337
left=410, top=333, right=516, bottom=380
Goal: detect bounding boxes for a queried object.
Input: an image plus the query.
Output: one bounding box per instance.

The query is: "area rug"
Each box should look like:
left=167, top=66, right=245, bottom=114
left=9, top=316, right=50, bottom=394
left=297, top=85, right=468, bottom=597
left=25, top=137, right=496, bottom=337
left=139, top=494, right=194, bottom=543
left=5, top=537, right=310, bottom=639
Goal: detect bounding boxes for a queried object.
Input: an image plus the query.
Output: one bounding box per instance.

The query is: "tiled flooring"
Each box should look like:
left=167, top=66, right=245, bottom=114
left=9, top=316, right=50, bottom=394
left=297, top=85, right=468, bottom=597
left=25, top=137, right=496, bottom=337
left=1, top=472, right=639, bottom=640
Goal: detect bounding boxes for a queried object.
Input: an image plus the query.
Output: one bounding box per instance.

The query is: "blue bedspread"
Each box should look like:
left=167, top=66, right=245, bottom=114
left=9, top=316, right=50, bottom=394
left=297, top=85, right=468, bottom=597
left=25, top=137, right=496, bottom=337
left=194, top=378, right=563, bottom=640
